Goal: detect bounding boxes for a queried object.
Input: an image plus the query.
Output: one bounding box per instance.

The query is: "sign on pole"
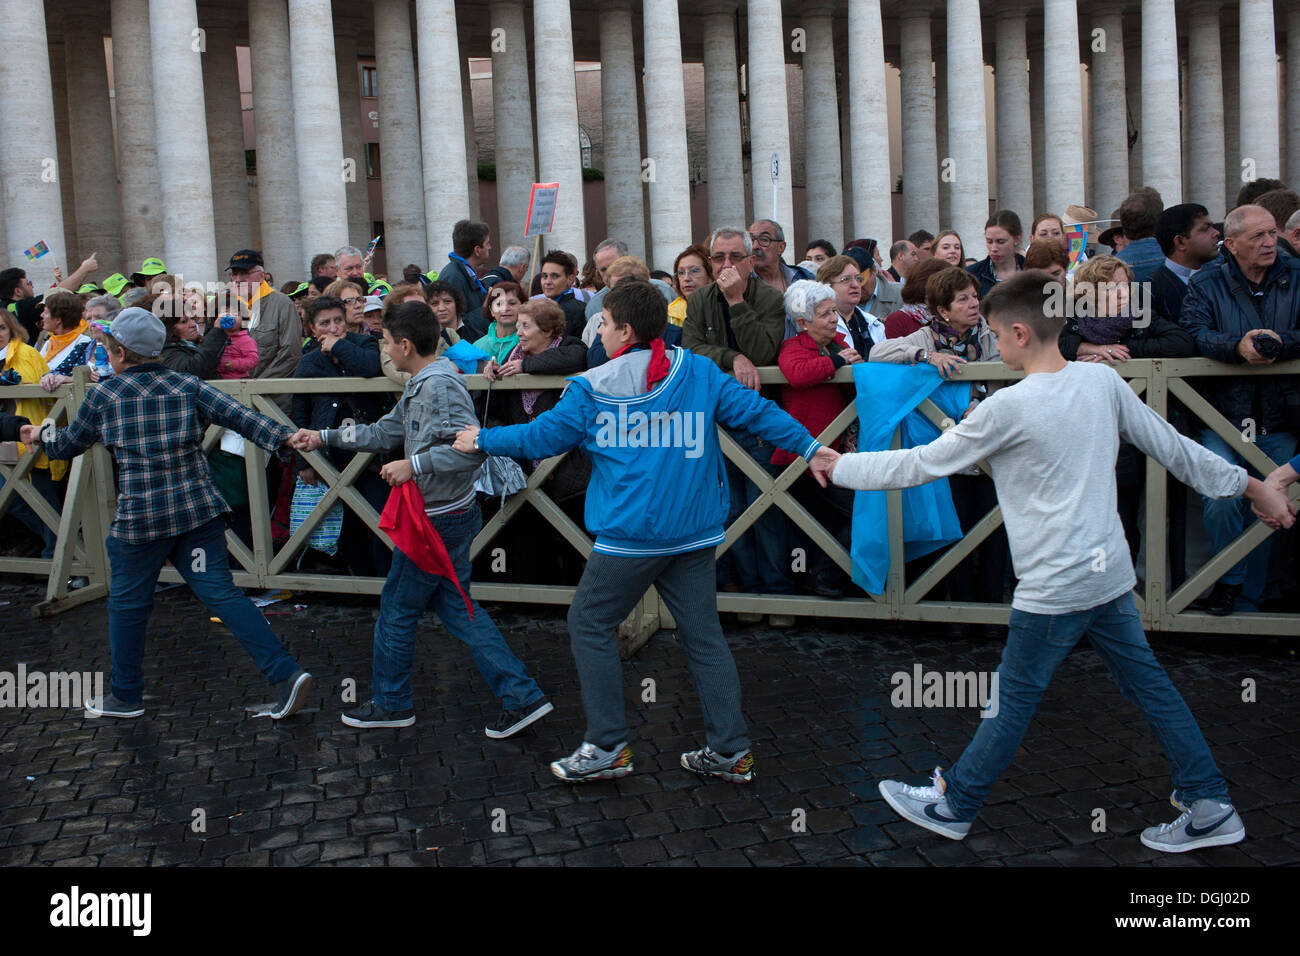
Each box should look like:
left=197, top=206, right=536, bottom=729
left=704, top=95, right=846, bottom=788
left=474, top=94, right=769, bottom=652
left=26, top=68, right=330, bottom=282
left=770, top=152, right=779, bottom=220
left=524, top=182, right=560, bottom=238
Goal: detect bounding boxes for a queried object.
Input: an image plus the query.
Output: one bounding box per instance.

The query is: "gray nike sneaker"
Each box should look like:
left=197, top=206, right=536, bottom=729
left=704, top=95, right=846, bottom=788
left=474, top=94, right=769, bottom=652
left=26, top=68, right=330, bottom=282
left=878, top=767, right=972, bottom=840
left=550, top=742, right=633, bottom=782
left=1140, top=798, right=1245, bottom=853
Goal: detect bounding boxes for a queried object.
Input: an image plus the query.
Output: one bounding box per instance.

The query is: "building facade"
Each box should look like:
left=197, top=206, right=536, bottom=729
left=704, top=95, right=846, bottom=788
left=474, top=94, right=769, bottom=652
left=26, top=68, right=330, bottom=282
left=2, top=0, right=1293, bottom=285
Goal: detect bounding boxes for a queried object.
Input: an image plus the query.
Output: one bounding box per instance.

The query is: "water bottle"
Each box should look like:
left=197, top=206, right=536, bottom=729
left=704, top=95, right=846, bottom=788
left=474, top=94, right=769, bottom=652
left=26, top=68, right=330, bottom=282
left=93, top=342, right=114, bottom=379
left=219, top=313, right=237, bottom=331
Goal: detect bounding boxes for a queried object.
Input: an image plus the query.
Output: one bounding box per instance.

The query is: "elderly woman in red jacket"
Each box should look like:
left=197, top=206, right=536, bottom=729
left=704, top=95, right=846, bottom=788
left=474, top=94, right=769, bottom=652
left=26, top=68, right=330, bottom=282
left=776, top=279, right=864, bottom=598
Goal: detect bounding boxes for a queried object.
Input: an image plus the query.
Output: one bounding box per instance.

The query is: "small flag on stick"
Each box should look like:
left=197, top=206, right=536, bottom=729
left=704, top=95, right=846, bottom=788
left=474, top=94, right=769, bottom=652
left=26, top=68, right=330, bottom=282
left=24, top=241, right=49, bottom=261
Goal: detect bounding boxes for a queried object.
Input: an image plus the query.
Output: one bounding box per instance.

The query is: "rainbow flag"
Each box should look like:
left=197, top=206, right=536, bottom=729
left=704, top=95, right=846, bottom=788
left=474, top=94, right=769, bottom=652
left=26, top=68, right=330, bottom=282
left=1067, top=230, right=1087, bottom=269
left=23, top=240, right=49, bottom=261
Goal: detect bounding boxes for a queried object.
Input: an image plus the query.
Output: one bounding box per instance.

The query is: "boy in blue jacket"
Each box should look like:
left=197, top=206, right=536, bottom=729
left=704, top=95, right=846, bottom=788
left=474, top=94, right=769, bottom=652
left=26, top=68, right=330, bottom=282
left=454, top=280, right=840, bottom=782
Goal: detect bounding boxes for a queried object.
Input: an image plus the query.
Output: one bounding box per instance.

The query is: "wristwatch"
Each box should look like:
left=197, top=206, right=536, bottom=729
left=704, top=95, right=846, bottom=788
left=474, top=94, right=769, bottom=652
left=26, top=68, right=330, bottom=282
left=473, top=433, right=480, bottom=451
left=915, top=347, right=929, bottom=365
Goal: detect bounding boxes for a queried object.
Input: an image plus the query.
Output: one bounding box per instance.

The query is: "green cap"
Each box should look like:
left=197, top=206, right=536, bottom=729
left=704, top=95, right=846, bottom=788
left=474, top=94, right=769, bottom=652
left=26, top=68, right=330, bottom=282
left=288, top=282, right=310, bottom=298
left=77, top=282, right=103, bottom=295
left=424, top=269, right=439, bottom=282
left=133, top=257, right=167, bottom=278
left=368, top=280, right=392, bottom=296
left=102, top=273, right=129, bottom=297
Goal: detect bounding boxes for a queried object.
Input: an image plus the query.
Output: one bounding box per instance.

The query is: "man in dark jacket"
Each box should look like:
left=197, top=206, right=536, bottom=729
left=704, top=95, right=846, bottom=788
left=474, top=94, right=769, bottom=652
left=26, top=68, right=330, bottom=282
left=537, top=251, right=588, bottom=338
left=438, top=220, right=494, bottom=339
left=1180, top=204, right=1300, bottom=615
left=683, top=226, right=794, bottom=620
left=1151, top=203, right=1221, bottom=324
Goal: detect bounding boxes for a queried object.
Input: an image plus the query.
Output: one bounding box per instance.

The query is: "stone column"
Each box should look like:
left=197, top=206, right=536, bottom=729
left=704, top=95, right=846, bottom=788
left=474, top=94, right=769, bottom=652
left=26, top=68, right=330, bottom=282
left=1289, top=6, right=1300, bottom=187
left=946, top=0, right=989, bottom=249
left=1029, top=36, right=1046, bottom=215
left=64, top=5, right=124, bottom=274
left=1222, top=24, right=1239, bottom=211
left=900, top=9, right=938, bottom=235
left=601, top=0, right=646, bottom=259
left=201, top=11, right=253, bottom=262
left=1089, top=4, right=1128, bottom=221
left=994, top=6, right=1033, bottom=227
left=373, top=0, right=427, bottom=271
left=488, top=0, right=535, bottom=249
left=1124, top=29, right=1142, bottom=191
left=49, top=37, right=78, bottom=266
left=1, top=0, right=67, bottom=285
left=1188, top=1, right=1226, bottom=220
left=702, top=1, right=746, bottom=230
left=1239, top=0, right=1280, bottom=181
left=532, top=0, right=585, bottom=257
left=460, top=42, right=481, bottom=222
left=747, top=0, right=794, bottom=230
left=248, top=0, right=302, bottom=278
left=643, top=0, right=690, bottom=268
left=335, top=25, right=372, bottom=247
left=1042, top=0, right=1086, bottom=215
left=1140, top=0, right=1182, bottom=203
left=803, top=3, right=844, bottom=246
left=848, top=0, right=891, bottom=243
left=287, top=0, right=348, bottom=262
left=112, top=0, right=162, bottom=271
left=149, top=0, right=217, bottom=282
left=414, top=0, right=468, bottom=263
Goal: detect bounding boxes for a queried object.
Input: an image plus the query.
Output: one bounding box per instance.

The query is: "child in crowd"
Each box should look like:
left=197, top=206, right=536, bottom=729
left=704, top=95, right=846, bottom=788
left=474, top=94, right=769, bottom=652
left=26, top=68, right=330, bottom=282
left=453, top=280, right=838, bottom=783
left=217, top=311, right=258, bottom=380
left=827, top=270, right=1294, bottom=852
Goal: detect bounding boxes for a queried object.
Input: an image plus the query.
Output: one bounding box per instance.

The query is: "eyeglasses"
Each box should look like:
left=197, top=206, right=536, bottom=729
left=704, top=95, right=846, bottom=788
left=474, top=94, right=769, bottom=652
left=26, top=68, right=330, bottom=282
left=676, top=267, right=706, bottom=278
left=709, top=252, right=751, bottom=264
left=340, top=296, right=362, bottom=305
left=830, top=274, right=861, bottom=287
left=748, top=234, right=777, bottom=247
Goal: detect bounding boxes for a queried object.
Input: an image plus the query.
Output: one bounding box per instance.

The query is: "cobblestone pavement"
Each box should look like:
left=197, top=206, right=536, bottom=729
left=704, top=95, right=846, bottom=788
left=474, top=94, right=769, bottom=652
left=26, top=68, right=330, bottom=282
left=2, top=577, right=1297, bottom=867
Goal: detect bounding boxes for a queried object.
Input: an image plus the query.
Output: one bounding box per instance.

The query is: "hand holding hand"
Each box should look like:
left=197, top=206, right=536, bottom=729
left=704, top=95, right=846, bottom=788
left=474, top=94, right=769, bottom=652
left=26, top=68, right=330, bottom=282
left=1246, top=476, right=1296, bottom=530
left=453, top=426, right=480, bottom=454
left=380, top=459, right=414, bottom=486
left=289, top=428, right=323, bottom=452
left=732, top=354, right=760, bottom=390
left=809, top=446, right=841, bottom=487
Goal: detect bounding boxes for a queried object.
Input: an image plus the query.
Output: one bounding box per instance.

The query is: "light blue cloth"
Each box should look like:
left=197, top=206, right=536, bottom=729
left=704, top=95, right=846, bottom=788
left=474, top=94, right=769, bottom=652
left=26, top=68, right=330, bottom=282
left=849, top=362, right=967, bottom=595
left=443, top=339, right=492, bottom=373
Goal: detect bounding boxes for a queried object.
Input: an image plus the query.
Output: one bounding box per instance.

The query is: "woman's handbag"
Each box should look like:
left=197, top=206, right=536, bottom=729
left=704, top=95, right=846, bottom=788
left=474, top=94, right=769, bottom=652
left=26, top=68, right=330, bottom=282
left=289, top=476, right=344, bottom=555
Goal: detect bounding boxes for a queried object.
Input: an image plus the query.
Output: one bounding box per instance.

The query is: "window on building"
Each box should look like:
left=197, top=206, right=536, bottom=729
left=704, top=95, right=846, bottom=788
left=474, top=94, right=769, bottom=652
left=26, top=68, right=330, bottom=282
left=361, top=65, right=378, bottom=97
left=579, top=126, right=592, bottom=169
left=365, top=143, right=381, bottom=179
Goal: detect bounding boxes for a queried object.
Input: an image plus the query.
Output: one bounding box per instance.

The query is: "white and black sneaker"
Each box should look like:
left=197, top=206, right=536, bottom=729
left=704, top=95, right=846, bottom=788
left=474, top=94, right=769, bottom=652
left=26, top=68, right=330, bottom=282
left=268, top=669, right=312, bottom=719
left=84, top=693, right=145, bottom=719
left=485, top=697, right=553, bottom=739
left=878, top=767, right=972, bottom=840
left=1140, top=798, right=1245, bottom=853
left=341, top=700, right=416, bottom=728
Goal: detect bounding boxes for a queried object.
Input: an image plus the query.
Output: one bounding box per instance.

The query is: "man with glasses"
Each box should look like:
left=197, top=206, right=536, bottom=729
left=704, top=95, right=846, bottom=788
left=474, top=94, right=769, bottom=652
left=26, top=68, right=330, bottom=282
left=747, top=220, right=811, bottom=294
left=683, top=227, right=796, bottom=625
left=583, top=237, right=677, bottom=329
left=227, top=249, right=302, bottom=415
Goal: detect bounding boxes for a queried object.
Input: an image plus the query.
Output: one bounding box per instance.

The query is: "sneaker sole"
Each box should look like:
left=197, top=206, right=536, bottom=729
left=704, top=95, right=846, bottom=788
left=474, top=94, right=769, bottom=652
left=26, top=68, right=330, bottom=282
left=679, top=754, right=754, bottom=784
left=1140, top=826, right=1246, bottom=853
left=269, top=673, right=312, bottom=720
left=485, top=700, right=554, bottom=739
left=878, top=781, right=970, bottom=841
left=341, top=714, right=416, bottom=729
left=550, top=761, right=633, bottom=783
left=84, top=701, right=144, bottom=719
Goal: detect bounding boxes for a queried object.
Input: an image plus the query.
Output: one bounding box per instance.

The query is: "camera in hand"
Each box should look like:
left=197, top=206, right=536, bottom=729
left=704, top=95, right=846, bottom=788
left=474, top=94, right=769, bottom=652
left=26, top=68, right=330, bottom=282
left=0, top=369, right=22, bottom=386
left=219, top=314, right=237, bottom=331
left=1252, top=333, right=1281, bottom=360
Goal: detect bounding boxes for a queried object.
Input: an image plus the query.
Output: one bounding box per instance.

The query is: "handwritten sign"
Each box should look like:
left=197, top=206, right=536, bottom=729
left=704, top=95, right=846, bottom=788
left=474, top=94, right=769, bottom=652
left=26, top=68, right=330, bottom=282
left=524, top=183, right=560, bottom=238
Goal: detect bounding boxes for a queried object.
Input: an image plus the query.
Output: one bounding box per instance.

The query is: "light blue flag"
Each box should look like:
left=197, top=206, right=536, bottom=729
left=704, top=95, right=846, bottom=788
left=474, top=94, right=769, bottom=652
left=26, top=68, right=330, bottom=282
left=848, top=362, right=968, bottom=595
left=443, top=339, right=492, bottom=373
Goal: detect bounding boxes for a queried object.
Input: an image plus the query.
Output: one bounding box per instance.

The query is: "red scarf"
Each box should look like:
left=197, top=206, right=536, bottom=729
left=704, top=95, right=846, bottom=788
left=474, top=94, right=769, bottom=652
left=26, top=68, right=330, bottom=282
left=611, top=338, right=669, bottom=391
left=378, top=482, right=474, bottom=619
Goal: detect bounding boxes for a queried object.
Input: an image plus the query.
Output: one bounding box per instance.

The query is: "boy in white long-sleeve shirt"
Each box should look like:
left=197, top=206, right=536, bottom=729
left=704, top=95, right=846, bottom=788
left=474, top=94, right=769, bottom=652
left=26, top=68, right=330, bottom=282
left=827, top=269, right=1295, bottom=853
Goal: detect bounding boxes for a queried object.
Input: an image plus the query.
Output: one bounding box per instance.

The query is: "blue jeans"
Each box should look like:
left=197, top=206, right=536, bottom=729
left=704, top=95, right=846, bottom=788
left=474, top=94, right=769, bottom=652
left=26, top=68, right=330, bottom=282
left=721, top=427, right=791, bottom=594
left=371, top=501, right=543, bottom=712
left=943, top=592, right=1228, bottom=821
left=2, top=466, right=61, bottom=558
left=106, top=517, right=299, bottom=706
left=1200, top=429, right=1296, bottom=597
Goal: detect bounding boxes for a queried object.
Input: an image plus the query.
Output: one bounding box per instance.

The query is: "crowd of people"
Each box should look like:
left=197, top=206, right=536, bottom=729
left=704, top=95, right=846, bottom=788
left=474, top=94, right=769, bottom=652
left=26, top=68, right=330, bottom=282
left=3, top=180, right=1299, bottom=624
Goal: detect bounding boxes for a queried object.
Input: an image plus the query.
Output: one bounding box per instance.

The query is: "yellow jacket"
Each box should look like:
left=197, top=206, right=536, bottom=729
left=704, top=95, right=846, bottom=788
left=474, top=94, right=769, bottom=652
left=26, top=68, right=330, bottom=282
left=3, top=342, right=66, bottom=479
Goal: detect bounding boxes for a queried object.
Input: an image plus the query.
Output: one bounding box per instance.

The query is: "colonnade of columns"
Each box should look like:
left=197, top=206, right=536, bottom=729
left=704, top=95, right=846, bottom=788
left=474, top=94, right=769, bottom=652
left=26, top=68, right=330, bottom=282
left=1, top=0, right=1293, bottom=286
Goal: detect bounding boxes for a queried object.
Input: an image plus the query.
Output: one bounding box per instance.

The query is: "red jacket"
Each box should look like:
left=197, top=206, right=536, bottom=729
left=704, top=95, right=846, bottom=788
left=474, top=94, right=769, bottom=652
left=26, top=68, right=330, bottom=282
left=773, top=331, right=853, bottom=466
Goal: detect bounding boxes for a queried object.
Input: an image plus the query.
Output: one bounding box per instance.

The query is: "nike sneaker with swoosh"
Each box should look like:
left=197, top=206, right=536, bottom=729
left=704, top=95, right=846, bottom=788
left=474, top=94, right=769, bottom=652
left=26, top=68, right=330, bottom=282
left=1140, top=798, right=1245, bottom=853
left=878, top=767, right=972, bottom=840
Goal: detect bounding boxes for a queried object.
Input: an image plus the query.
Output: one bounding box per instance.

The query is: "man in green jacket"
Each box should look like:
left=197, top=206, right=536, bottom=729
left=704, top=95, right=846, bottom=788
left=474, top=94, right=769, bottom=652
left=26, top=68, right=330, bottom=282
left=682, top=226, right=795, bottom=621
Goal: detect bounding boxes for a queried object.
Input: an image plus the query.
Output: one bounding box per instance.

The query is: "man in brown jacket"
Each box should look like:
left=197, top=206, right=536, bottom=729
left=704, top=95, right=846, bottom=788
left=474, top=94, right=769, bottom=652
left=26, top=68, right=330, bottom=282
left=682, top=226, right=794, bottom=623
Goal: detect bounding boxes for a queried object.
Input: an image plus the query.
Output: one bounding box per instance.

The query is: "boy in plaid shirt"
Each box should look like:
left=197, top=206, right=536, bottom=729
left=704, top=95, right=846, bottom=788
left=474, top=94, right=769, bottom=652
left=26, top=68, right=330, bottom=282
left=27, top=308, right=312, bottom=720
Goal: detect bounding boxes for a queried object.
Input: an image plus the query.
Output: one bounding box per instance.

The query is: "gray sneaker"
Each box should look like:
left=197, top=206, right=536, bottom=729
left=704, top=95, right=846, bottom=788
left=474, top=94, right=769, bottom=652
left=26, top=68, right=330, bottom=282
left=84, top=693, right=144, bottom=719
left=1140, top=798, right=1245, bottom=853
left=878, top=767, right=972, bottom=840
left=680, top=746, right=755, bottom=783
left=550, top=742, right=633, bottom=782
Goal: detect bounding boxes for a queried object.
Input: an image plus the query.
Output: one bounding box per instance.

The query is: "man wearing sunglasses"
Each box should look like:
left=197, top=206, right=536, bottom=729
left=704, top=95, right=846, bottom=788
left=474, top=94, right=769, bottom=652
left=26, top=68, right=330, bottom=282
left=747, top=220, right=811, bottom=294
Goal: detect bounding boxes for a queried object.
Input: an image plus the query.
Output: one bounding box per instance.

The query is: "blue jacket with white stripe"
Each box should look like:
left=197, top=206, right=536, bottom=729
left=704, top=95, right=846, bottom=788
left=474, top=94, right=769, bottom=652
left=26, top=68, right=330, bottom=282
left=477, top=345, right=822, bottom=557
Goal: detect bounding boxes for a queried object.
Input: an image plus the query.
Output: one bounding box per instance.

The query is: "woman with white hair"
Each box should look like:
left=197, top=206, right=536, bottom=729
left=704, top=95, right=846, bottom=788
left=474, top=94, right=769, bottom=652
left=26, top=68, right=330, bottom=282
left=776, top=279, right=862, bottom=598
